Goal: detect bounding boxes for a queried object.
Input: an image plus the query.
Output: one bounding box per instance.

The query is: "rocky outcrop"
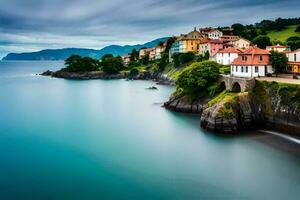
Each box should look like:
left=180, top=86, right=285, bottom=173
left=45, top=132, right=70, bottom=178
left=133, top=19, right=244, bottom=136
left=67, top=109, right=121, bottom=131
left=164, top=94, right=204, bottom=113
left=47, top=70, right=127, bottom=80
left=200, top=81, right=300, bottom=135
left=200, top=92, right=258, bottom=133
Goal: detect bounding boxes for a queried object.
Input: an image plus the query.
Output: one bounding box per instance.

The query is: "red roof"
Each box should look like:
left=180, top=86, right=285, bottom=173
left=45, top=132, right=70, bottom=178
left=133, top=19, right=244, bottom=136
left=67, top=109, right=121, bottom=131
left=240, top=46, right=270, bottom=55
left=231, top=46, right=270, bottom=66
left=200, top=38, right=223, bottom=44
left=218, top=47, right=243, bottom=53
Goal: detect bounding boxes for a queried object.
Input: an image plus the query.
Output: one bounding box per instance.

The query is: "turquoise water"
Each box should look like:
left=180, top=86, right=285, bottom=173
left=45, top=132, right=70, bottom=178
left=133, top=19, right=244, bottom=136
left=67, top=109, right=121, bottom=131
left=0, top=61, right=300, bottom=199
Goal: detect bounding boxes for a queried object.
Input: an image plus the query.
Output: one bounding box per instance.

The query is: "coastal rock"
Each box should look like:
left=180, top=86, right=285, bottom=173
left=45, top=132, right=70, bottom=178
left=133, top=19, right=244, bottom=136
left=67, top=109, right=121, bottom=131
left=146, top=86, right=158, bottom=90
left=200, top=92, right=257, bottom=133
left=164, top=95, right=203, bottom=113
left=40, top=70, right=54, bottom=76
left=200, top=99, right=238, bottom=133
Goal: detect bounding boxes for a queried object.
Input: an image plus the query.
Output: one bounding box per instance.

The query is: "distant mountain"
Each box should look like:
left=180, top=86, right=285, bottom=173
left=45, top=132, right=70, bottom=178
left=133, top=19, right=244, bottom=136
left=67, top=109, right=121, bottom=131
left=2, top=37, right=169, bottom=61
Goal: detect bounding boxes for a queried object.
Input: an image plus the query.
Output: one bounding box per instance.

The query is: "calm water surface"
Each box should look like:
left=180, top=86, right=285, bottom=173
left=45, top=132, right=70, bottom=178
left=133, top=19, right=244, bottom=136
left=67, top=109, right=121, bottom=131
left=0, top=61, right=300, bottom=199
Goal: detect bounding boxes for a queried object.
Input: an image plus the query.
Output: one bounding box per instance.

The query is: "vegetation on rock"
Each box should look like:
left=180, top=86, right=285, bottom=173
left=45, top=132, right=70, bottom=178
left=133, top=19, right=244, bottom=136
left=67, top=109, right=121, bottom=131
left=176, top=61, right=221, bottom=100
left=64, top=55, right=100, bottom=72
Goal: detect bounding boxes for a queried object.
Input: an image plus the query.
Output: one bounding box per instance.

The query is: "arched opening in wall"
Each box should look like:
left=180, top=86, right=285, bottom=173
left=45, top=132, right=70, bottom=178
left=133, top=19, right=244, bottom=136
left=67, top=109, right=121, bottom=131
left=232, top=82, right=241, bottom=92
left=219, top=82, right=226, bottom=92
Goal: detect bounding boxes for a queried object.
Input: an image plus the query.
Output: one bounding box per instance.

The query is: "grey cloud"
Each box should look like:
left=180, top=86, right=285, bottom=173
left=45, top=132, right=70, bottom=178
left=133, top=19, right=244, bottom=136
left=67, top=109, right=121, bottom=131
left=0, top=0, right=299, bottom=58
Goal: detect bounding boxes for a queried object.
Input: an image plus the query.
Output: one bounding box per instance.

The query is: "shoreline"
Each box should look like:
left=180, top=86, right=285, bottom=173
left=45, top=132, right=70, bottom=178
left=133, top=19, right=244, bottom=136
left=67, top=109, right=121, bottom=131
left=41, top=69, right=300, bottom=138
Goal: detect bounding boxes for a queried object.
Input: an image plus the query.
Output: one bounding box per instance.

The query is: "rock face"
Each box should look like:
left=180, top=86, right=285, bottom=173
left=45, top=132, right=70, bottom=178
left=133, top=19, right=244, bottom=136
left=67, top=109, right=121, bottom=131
left=200, top=93, right=258, bottom=133
left=200, top=81, right=300, bottom=135
left=164, top=94, right=204, bottom=113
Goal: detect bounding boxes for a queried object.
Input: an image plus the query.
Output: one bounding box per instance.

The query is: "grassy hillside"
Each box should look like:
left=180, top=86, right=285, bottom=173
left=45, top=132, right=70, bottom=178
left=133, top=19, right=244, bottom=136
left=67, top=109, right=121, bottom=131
left=267, top=25, right=300, bottom=42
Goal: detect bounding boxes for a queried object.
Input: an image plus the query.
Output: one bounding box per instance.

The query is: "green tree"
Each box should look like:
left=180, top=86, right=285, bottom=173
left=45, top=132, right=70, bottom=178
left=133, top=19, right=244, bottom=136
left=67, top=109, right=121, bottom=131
left=65, top=55, right=82, bottom=66
left=287, top=36, right=300, bottom=51
left=270, top=51, right=288, bottom=75
left=176, top=61, right=220, bottom=100
left=295, top=25, right=300, bottom=32
left=204, top=51, right=210, bottom=60
left=130, top=48, right=139, bottom=62
left=102, top=57, right=124, bottom=74
left=64, top=55, right=99, bottom=72
left=141, top=55, right=149, bottom=65
left=252, top=35, right=272, bottom=49
left=172, top=53, right=181, bottom=67
left=179, top=52, right=195, bottom=64
left=130, top=68, right=139, bottom=77
left=157, top=52, right=169, bottom=71
left=101, top=54, right=114, bottom=61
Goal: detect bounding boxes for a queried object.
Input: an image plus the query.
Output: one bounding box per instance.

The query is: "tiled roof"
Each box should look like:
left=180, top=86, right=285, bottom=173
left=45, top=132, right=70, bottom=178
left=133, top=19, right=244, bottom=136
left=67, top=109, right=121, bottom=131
left=240, top=46, right=270, bottom=55
left=200, top=38, right=223, bottom=44
left=218, top=47, right=243, bottom=53
left=231, top=47, right=270, bottom=65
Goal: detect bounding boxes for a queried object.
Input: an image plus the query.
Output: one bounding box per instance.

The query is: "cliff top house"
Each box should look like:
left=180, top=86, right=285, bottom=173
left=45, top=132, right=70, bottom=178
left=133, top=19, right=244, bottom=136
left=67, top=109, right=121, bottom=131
left=214, top=47, right=244, bottom=65
left=139, top=48, right=154, bottom=59
left=230, top=46, right=273, bottom=78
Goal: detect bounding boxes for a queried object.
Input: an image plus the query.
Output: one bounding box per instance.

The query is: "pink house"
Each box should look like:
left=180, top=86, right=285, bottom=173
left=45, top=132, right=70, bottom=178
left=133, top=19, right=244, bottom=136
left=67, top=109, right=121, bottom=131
left=199, top=38, right=223, bottom=57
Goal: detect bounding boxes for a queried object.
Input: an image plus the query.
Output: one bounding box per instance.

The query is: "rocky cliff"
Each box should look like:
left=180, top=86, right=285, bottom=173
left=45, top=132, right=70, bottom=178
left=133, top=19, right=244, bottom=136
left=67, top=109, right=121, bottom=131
left=200, top=81, right=300, bottom=135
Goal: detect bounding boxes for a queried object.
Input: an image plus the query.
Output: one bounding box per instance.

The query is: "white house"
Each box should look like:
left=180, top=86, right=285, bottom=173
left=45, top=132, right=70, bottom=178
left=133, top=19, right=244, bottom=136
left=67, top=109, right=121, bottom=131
left=231, top=46, right=273, bottom=78
left=214, top=47, right=243, bottom=65
left=207, top=30, right=223, bottom=40
left=266, top=44, right=290, bottom=53
left=155, top=45, right=166, bottom=59
left=231, top=38, right=251, bottom=49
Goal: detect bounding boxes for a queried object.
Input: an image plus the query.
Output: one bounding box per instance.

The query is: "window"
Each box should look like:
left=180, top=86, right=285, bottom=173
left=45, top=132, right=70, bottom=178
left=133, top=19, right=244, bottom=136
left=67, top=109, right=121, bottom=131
left=241, top=66, right=244, bottom=72
left=242, top=56, right=247, bottom=62
left=259, top=55, right=263, bottom=61
left=245, top=66, right=248, bottom=73
left=255, top=67, right=258, bottom=73
left=235, top=66, right=238, bottom=72
left=295, top=54, right=297, bottom=62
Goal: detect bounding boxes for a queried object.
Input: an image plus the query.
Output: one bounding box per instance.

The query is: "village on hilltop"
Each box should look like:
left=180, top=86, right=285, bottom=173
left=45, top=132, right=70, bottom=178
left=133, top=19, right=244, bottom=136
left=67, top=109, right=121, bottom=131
left=122, top=27, right=300, bottom=82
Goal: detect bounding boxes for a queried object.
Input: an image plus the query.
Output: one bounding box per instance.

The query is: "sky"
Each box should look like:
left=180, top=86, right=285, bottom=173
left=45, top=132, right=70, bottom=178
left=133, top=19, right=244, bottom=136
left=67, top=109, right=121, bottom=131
left=0, top=0, right=299, bottom=58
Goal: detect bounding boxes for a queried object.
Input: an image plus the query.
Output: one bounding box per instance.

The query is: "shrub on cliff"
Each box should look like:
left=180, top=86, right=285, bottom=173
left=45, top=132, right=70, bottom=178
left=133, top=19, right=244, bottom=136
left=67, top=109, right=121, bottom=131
left=64, top=55, right=100, bottom=72
left=176, top=61, right=220, bottom=100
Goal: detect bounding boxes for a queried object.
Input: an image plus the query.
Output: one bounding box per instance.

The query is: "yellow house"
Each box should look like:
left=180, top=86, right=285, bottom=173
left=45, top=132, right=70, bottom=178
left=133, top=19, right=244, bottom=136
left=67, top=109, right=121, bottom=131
left=179, top=28, right=205, bottom=53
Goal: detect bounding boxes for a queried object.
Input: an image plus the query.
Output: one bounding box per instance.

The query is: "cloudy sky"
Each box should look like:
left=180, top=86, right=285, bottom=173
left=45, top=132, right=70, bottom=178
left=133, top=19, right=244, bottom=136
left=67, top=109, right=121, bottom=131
left=0, top=0, right=299, bottom=58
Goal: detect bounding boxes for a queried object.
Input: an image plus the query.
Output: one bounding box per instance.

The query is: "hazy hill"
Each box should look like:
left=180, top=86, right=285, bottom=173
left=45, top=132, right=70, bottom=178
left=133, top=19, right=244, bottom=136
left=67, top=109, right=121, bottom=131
left=2, top=37, right=169, bottom=61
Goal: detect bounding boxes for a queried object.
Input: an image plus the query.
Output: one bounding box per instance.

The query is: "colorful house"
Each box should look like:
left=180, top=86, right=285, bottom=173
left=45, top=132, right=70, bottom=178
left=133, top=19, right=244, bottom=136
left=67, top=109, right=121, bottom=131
left=213, top=47, right=243, bottom=65
left=287, top=49, right=300, bottom=74
left=170, top=40, right=180, bottom=55
left=266, top=44, right=290, bottom=53
left=231, top=38, right=251, bottom=49
left=199, top=38, right=223, bottom=57
left=207, top=29, right=223, bottom=40
left=139, top=48, right=154, bottom=60
left=121, top=55, right=131, bottom=65
left=230, top=46, right=273, bottom=78
left=155, top=43, right=167, bottom=59
left=179, top=28, right=205, bottom=53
